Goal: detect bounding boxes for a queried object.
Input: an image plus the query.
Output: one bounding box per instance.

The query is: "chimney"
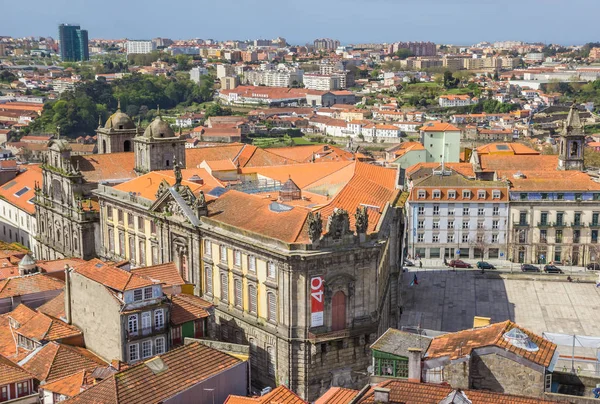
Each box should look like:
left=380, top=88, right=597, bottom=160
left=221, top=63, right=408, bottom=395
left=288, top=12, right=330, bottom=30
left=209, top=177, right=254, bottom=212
left=373, top=387, right=390, bottom=403
left=408, top=347, right=423, bottom=383
left=64, top=265, right=72, bottom=324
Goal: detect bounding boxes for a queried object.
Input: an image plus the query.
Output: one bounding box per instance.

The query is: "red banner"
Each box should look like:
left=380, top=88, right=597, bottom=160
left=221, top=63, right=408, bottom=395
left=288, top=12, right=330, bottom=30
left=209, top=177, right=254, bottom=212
left=310, top=276, right=324, bottom=327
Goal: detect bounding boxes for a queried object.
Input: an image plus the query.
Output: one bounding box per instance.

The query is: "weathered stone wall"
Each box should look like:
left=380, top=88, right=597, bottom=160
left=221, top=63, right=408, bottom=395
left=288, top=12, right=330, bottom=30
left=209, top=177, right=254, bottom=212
left=444, top=360, right=470, bottom=390
left=469, top=353, right=545, bottom=398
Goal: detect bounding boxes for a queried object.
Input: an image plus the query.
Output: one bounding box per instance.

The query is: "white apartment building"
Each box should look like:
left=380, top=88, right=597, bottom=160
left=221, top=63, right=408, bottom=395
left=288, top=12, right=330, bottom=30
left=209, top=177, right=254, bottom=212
left=216, top=64, right=235, bottom=80
left=126, top=40, right=156, bottom=55
left=406, top=169, right=509, bottom=261
left=438, top=95, right=476, bottom=108
left=244, top=67, right=303, bottom=87
left=303, top=74, right=341, bottom=91
left=189, top=66, right=209, bottom=84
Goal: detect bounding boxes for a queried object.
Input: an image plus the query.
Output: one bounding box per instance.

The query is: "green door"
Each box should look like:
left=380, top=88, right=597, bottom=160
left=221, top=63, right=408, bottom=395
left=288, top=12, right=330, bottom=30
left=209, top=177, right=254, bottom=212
left=181, top=321, right=195, bottom=339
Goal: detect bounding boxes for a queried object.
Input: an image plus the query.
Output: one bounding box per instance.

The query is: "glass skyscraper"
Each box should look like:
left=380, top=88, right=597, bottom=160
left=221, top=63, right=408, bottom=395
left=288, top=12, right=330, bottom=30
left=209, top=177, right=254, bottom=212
left=58, top=24, right=89, bottom=61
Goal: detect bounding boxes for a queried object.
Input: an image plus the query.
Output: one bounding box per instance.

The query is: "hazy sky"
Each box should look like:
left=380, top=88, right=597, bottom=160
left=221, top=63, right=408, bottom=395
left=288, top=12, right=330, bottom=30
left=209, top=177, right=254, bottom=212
left=3, top=0, right=598, bottom=45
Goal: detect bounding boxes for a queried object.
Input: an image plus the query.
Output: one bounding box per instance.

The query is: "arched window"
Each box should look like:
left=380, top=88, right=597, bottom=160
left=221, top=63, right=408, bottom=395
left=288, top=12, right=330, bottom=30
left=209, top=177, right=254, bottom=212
left=331, top=291, right=346, bottom=331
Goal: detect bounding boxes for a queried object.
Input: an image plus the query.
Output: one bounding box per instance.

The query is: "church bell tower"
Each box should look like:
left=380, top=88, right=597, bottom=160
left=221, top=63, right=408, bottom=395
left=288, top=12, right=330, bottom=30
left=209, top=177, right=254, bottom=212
left=557, top=105, right=585, bottom=171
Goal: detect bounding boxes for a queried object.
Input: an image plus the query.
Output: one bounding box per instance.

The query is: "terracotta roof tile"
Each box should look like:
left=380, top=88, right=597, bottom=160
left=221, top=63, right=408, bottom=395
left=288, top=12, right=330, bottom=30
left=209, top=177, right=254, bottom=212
left=315, top=387, right=359, bottom=404
left=476, top=143, right=539, bottom=156
left=65, top=342, right=243, bottom=404
left=37, top=291, right=65, bottom=319
left=73, top=153, right=136, bottom=184
left=41, top=370, right=88, bottom=397
left=240, top=161, right=354, bottom=189
left=0, top=273, right=64, bottom=299
left=185, top=145, right=244, bottom=168
left=74, top=260, right=155, bottom=292
left=0, top=164, right=41, bottom=214
left=170, top=294, right=212, bottom=325
left=131, top=263, right=185, bottom=288
left=20, top=342, right=108, bottom=383
left=425, top=320, right=557, bottom=368
left=266, top=145, right=354, bottom=163
left=226, top=385, right=307, bottom=404
left=419, top=121, right=460, bottom=132
left=0, top=354, right=34, bottom=385
left=37, top=259, right=86, bottom=275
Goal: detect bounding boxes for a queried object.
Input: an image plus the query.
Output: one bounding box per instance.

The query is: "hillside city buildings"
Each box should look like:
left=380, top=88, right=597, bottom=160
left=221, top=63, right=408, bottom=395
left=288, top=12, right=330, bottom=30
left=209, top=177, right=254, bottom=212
left=57, top=24, right=88, bottom=61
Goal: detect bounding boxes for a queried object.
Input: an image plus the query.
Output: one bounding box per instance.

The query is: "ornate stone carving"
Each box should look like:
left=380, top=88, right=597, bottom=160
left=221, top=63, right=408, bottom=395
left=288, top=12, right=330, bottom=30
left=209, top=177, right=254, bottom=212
left=354, top=206, right=369, bottom=234
left=173, top=158, right=183, bottom=190
left=307, top=212, right=323, bottom=243
left=155, top=179, right=170, bottom=199
left=326, top=208, right=350, bottom=239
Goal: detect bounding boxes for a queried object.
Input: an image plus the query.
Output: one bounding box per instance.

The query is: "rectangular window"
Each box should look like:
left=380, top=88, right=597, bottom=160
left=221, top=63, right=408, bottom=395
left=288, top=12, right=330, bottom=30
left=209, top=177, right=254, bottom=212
left=540, top=229, right=547, bottom=243
left=462, top=234, right=469, bottom=243
left=150, top=221, right=157, bottom=235
left=432, top=221, right=440, bottom=229
left=138, top=217, right=144, bottom=231
left=1, top=386, right=6, bottom=400
left=133, top=289, right=143, bottom=302
left=154, top=309, right=164, bottom=329
left=492, top=220, right=499, bottom=230
left=541, top=193, right=548, bottom=200
left=129, top=343, right=139, bottom=362
left=204, top=239, right=211, bottom=257
left=478, top=207, right=484, bottom=216
left=463, top=207, right=469, bottom=216
left=492, top=234, right=499, bottom=243
left=418, top=221, right=424, bottom=229
left=152, top=245, right=158, bottom=265
left=520, top=193, right=527, bottom=201
left=249, top=285, right=257, bottom=313
left=418, top=206, right=424, bottom=215
left=220, top=245, right=227, bottom=263
left=462, top=190, right=471, bottom=199
left=462, top=221, right=469, bottom=229
left=557, top=193, right=564, bottom=200
left=447, top=233, right=455, bottom=243
left=268, top=292, right=276, bottom=322
left=575, top=193, right=582, bottom=201
left=107, top=206, right=113, bottom=220
left=594, top=194, right=600, bottom=201
left=448, top=190, right=456, bottom=199
left=433, top=190, right=441, bottom=199
left=477, top=221, right=484, bottom=229
left=417, top=190, right=426, bottom=199
left=155, top=337, right=165, bottom=355
left=139, top=241, right=146, bottom=266
left=142, top=340, right=152, bottom=358
left=144, top=287, right=153, bottom=300
left=129, top=237, right=135, bottom=261
left=127, top=213, right=134, bottom=229
left=432, top=234, right=439, bottom=243
left=234, top=279, right=242, bottom=307
left=267, top=261, right=276, bottom=278
left=417, top=233, right=424, bottom=243
left=118, top=210, right=124, bottom=224
left=205, top=266, right=213, bottom=294
left=492, top=190, right=501, bottom=199
left=433, top=205, right=440, bottom=216
left=478, top=190, right=486, bottom=199
left=119, top=232, right=125, bottom=256
left=493, top=206, right=499, bottom=216
left=221, top=273, right=228, bottom=302
left=556, top=212, right=564, bottom=226
left=448, top=221, right=455, bottom=229
left=592, top=230, right=598, bottom=243
left=128, top=314, right=138, bottom=334
left=574, top=212, right=581, bottom=226
left=593, top=213, right=600, bottom=226
left=519, top=211, right=527, bottom=225
left=556, top=229, right=563, bottom=243
left=448, top=208, right=455, bottom=216
left=574, top=229, right=581, bottom=244
left=234, top=250, right=241, bottom=266
left=540, top=212, right=548, bottom=225
left=248, top=255, right=256, bottom=272
left=141, top=311, right=151, bottom=333
left=108, top=228, right=115, bottom=252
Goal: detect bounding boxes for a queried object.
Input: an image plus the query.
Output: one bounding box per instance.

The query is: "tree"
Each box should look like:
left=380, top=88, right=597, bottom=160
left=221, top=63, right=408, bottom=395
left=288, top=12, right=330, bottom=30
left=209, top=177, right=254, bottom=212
left=394, top=48, right=414, bottom=60
left=0, top=70, right=17, bottom=83
left=470, top=227, right=491, bottom=261
left=443, top=71, right=459, bottom=89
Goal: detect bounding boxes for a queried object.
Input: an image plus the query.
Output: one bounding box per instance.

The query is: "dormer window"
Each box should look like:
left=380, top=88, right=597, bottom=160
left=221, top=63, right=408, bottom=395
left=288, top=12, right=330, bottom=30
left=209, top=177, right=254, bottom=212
left=478, top=190, right=486, bottom=199
left=448, top=190, right=456, bottom=199
left=133, top=289, right=143, bottom=302
left=492, top=190, right=501, bottom=199
left=462, top=190, right=471, bottom=199
left=417, top=190, right=426, bottom=199
left=143, top=287, right=153, bottom=300
left=433, top=190, right=441, bottom=199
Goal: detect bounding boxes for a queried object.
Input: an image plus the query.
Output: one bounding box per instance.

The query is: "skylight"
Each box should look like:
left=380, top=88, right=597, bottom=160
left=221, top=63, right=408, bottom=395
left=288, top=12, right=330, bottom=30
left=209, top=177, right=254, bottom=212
left=503, top=328, right=539, bottom=352
left=14, top=187, right=30, bottom=197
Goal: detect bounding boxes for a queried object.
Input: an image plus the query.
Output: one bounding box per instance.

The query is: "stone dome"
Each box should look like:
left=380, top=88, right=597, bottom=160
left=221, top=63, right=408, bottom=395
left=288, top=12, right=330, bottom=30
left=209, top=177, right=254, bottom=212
left=104, top=111, right=136, bottom=130
left=143, top=116, right=175, bottom=138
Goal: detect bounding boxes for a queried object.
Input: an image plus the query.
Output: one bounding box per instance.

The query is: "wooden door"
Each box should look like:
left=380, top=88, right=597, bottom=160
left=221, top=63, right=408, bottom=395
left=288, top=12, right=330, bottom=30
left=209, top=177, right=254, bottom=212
left=331, top=291, right=346, bottom=331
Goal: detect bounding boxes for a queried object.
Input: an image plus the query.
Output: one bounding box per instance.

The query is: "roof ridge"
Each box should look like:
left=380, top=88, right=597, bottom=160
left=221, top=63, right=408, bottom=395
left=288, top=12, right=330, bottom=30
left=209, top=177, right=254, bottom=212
left=301, top=160, right=355, bottom=189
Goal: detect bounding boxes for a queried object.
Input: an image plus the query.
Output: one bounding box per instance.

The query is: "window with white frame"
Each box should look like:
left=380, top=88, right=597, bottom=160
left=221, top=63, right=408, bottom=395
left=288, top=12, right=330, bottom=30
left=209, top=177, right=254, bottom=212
left=142, top=340, right=152, bottom=358
left=234, top=279, right=242, bottom=307
left=433, top=190, right=441, bottom=199
left=155, top=337, right=165, bottom=355
left=462, top=221, right=469, bottom=229
left=478, top=190, right=486, bottom=199
left=417, top=190, right=426, bottom=199
left=144, top=287, right=153, bottom=300
left=248, top=284, right=257, bottom=314
left=462, top=190, right=471, bottom=199
left=492, top=220, right=499, bottom=229
left=154, top=309, right=164, bottom=329
left=221, top=273, right=228, bottom=302
left=248, top=255, right=256, bottom=272
left=204, top=239, right=211, bottom=257
left=463, top=207, right=470, bottom=216
left=267, top=261, right=276, bottom=279
left=432, top=221, right=440, bottom=229
left=448, top=208, right=455, bottom=216
left=477, top=221, right=485, bottom=229
left=128, top=343, right=139, bottom=361
left=133, top=289, right=143, bottom=302
left=448, top=220, right=455, bottom=229
left=267, top=292, right=277, bottom=322
left=493, top=205, right=499, bottom=216
left=447, top=233, right=455, bottom=243
left=492, top=234, right=499, bottom=243
left=418, top=221, right=424, bottom=229
left=220, top=245, right=227, bottom=263
left=417, top=233, right=424, bottom=242
left=432, top=234, right=439, bottom=243
left=433, top=205, right=440, bottom=216
left=492, top=190, right=501, bottom=199
left=205, top=266, right=213, bottom=294
left=141, top=311, right=151, bottom=332
left=1, top=386, right=7, bottom=401
left=234, top=250, right=241, bottom=266
left=418, top=206, right=425, bottom=215
left=128, top=315, right=138, bottom=334
left=478, top=207, right=484, bottom=216
left=477, top=234, right=484, bottom=243
left=448, top=190, right=456, bottom=199
left=462, top=234, right=469, bottom=243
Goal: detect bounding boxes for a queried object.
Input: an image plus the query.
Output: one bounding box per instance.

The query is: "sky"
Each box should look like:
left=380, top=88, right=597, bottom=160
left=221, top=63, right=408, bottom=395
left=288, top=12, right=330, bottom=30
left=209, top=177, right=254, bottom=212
left=3, top=0, right=598, bottom=46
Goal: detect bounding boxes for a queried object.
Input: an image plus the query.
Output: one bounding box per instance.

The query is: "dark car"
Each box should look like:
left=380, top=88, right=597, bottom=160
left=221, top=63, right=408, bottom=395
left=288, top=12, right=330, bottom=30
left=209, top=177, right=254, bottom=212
left=477, top=261, right=495, bottom=270
left=449, top=260, right=472, bottom=268
left=587, top=263, right=600, bottom=270
left=521, top=264, right=540, bottom=272
left=544, top=265, right=564, bottom=274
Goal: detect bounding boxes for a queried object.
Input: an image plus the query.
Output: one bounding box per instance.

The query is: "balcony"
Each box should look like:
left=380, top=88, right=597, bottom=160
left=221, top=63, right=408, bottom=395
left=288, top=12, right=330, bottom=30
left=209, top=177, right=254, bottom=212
left=552, top=222, right=566, bottom=228
left=571, top=222, right=585, bottom=228
left=590, top=222, right=600, bottom=228
left=515, top=222, right=529, bottom=227
left=537, top=222, right=550, bottom=228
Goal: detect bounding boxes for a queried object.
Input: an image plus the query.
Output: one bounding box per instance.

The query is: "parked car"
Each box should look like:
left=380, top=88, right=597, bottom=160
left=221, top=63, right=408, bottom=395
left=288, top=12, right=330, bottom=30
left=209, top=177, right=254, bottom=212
left=521, top=264, right=540, bottom=272
left=449, top=260, right=472, bottom=268
left=587, top=263, right=600, bottom=270
left=476, top=261, right=495, bottom=270
left=544, top=265, right=564, bottom=274
left=404, top=259, right=415, bottom=267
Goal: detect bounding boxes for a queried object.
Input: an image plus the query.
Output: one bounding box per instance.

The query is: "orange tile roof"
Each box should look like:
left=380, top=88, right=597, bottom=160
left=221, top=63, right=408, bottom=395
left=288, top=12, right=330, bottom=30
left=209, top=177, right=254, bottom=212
left=476, top=143, right=539, bottom=156
left=203, top=159, right=238, bottom=171
left=426, top=320, right=556, bottom=368
left=394, top=142, right=425, bottom=157
left=37, top=259, right=86, bottom=274
left=131, top=263, right=185, bottom=288
left=266, top=145, right=355, bottom=163
left=0, top=273, right=64, bottom=299
left=73, top=153, right=136, bottom=183
left=0, top=354, right=33, bottom=386
left=21, top=342, right=107, bottom=383
left=74, top=260, right=155, bottom=292
left=315, top=387, right=359, bottom=404
left=41, top=370, right=89, bottom=397
left=16, top=310, right=81, bottom=342
left=419, top=121, right=460, bottom=132
left=7, top=303, right=37, bottom=325
left=37, top=291, right=65, bottom=319
left=0, top=261, right=18, bottom=280
left=226, top=385, right=307, bottom=404
left=240, top=161, right=354, bottom=189
left=185, top=144, right=244, bottom=168
left=169, top=293, right=212, bottom=325
left=0, top=164, right=41, bottom=214
left=406, top=162, right=475, bottom=179
left=65, top=342, right=243, bottom=404
left=358, top=379, right=558, bottom=404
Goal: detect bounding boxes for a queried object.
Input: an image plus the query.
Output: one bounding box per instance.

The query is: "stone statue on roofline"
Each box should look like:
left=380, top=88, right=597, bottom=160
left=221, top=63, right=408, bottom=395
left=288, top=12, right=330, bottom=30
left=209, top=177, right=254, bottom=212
left=326, top=208, right=351, bottom=240
left=354, top=206, right=369, bottom=234
left=173, top=157, right=182, bottom=190
left=307, top=211, right=323, bottom=243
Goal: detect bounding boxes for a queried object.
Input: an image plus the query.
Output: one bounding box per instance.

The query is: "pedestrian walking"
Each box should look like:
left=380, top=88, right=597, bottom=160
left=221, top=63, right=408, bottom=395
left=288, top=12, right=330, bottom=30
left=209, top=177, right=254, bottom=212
left=419, top=261, right=423, bottom=269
